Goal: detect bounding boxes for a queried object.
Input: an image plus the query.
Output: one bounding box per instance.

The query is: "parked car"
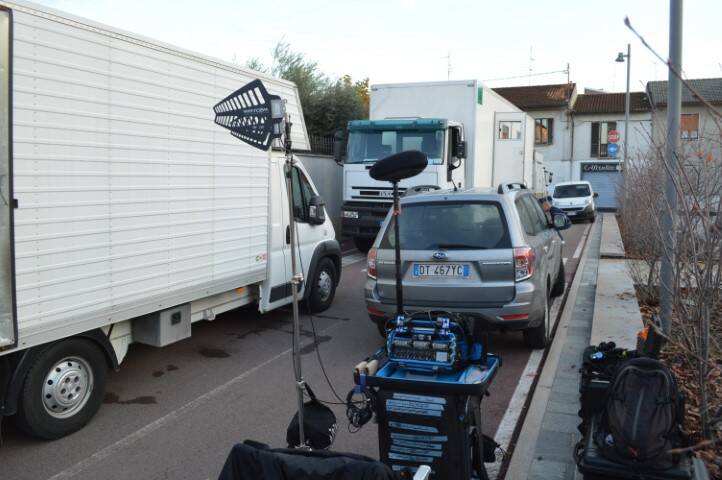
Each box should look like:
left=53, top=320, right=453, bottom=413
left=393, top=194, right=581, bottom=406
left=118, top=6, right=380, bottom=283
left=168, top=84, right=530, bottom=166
left=364, top=183, right=571, bottom=349
left=550, top=181, right=598, bottom=222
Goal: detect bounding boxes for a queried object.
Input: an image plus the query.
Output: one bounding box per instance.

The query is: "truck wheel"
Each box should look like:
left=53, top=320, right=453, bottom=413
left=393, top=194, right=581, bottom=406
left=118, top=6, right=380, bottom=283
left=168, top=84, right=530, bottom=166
left=523, top=290, right=551, bottom=349
left=13, top=338, right=108, bottom=439
left=308, top=258, right=337, bottom=313
left=551, top=260, right=565, bottom=298
left=353, top=237, right=374, bottom=253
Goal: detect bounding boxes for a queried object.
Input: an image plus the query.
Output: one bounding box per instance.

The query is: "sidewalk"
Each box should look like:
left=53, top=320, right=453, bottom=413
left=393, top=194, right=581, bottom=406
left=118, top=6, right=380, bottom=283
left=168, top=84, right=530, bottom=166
left=504, top=214, right=644, bottom=479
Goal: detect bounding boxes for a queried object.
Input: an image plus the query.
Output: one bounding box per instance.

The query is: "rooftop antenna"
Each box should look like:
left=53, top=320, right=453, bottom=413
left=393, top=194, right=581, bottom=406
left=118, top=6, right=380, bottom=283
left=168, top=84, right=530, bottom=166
left=566, top=63, right=570, bottom=83
left=438, top=51, right=452, bottom=80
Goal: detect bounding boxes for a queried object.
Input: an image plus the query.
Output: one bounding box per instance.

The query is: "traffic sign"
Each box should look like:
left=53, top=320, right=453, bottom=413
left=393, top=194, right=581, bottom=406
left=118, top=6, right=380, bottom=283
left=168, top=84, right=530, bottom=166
left=607, top=143, right=619, bottom=157
left=607, top=130, right=620, bottom=143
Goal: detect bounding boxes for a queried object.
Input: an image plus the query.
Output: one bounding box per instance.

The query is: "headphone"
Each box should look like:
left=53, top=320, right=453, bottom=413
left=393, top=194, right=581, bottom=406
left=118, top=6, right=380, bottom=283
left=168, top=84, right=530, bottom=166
left=346, top=387, right=376, bottom=430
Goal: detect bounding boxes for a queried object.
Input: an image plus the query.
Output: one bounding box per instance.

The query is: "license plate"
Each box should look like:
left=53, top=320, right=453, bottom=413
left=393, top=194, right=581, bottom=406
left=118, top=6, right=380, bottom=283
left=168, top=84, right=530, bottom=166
left=412, top=263, right=470, bottom=277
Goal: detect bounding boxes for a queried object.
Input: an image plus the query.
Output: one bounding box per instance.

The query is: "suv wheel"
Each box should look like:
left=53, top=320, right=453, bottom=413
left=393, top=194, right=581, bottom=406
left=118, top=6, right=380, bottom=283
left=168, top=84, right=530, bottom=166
left=523, top=290, right=551, bottom=349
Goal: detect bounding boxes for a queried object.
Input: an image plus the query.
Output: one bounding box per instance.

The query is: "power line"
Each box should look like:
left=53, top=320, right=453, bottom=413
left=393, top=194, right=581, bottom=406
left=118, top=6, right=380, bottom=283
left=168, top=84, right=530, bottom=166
left=482, top=67, right=569, bottom=83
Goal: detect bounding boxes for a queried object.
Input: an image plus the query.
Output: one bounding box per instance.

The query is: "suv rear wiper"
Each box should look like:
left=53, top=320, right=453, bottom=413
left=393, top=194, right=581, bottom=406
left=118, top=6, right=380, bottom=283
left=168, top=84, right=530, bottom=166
left=434, top=243, right=487, bottom=250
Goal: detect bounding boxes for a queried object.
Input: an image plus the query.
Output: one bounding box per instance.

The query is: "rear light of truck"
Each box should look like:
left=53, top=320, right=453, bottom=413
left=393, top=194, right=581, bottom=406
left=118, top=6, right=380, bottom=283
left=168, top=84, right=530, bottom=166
left=367, top=247, right=377, bottom=279
left=513, top=247, right=535, bottom=281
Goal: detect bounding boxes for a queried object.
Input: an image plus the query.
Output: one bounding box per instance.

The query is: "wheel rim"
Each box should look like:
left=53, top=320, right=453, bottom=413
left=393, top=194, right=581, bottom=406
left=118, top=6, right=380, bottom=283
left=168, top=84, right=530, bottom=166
left=317, top=270, right=333, bottom=303
left=42, top=356, right=94, bottom=419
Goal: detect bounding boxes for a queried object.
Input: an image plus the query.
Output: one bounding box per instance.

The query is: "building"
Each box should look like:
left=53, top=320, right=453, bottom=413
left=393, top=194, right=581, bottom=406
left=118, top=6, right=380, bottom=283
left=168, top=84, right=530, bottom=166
left=646, top=77, right=722, bottom=158
left=494, top=83, right=577, bottom=188
left=570, top=92, right=652, bottom=210
left=496, top=83, right=655, bottom=210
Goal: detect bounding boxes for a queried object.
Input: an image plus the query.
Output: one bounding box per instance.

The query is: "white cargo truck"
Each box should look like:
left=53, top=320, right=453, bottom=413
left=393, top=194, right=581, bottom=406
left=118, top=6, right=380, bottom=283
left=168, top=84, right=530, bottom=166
left=334, top=80, right=540, bottom=251
left=0, top=0, right=341, bottom=439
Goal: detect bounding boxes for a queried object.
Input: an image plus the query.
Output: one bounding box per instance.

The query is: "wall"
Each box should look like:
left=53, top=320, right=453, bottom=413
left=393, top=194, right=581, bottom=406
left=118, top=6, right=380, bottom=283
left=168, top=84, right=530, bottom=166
left=570, top=112, right=652, bottom=180
left=295, top=153, right=343, bottom=239
left=650, top=105, right=721, bottom=158
left=523, top=109, right=573, bottom=187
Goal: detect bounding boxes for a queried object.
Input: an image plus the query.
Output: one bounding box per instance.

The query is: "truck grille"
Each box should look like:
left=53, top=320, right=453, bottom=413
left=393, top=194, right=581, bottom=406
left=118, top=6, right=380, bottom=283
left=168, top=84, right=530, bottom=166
left=352, top=186, right=407, bottom=200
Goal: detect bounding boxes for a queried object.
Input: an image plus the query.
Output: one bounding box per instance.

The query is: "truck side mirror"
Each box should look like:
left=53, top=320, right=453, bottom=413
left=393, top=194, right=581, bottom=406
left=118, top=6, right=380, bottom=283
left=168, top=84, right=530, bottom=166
left=333, top=129, right=345, bottom=166
left=308, top=195, right=326, bottom=225
left=593, top=192, right=599, bottom=198
left=452, top=140, right=466, bottom=160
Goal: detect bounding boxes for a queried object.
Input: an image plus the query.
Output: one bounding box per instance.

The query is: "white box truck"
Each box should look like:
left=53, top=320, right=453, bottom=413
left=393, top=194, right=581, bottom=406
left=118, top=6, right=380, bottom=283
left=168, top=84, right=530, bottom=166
left=334, top=80, right=541, bottom=251
left=0, top=0, right=342, bottom=439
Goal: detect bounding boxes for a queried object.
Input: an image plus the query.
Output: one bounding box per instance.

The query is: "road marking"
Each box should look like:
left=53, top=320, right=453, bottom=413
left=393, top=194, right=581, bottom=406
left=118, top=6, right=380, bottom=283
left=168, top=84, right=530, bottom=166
left=46, top=321, right=345, bottom=480
left=342, top=252, right=366, bottom=267
left=573, top=224, right=592, bottom=259
left=563, top=257, right=568, bottom=265
left=487, top=348, right=544, bottom=479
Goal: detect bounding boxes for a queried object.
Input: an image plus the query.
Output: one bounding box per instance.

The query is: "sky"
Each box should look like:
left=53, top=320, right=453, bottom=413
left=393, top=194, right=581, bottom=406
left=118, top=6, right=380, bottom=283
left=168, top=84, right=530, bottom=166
left=35, top=0, right=722, bottom=93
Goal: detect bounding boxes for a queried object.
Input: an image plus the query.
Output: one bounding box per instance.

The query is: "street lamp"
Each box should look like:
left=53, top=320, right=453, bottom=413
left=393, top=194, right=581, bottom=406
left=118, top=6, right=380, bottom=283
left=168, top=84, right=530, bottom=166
left=615, top=44, right=631, bottom=168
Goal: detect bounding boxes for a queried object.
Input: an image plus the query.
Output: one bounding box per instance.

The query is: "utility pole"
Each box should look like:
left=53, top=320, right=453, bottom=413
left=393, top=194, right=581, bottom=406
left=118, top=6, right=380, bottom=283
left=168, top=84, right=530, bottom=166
left=623, top=44, right=631, bottom=169
left=659, top=0, right=683, bottom=335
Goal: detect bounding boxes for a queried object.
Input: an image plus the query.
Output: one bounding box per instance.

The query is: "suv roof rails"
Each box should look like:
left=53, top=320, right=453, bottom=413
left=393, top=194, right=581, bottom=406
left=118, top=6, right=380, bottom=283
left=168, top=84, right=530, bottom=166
left=497, top=182, right=528, bottom=194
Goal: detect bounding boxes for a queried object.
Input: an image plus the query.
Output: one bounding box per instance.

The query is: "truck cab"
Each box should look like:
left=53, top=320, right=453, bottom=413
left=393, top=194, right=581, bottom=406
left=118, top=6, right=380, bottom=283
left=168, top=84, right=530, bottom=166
left=336, top=118, right=466, bottom=251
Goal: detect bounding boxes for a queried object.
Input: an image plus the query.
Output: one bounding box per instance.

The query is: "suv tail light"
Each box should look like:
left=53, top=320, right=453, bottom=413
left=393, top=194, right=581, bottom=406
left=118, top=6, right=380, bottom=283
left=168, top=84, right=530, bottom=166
left=513, top=247, right=535, bottom=281
left=367, top=247, right=377, bottom=279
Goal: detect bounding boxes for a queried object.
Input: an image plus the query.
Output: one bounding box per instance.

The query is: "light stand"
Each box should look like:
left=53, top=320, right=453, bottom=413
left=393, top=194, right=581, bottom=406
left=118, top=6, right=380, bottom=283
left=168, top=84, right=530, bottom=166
left=213, top=79, right=306, bottom=447
left=282, top=115, right=307, bottom=448
left=392, top=180, right=403, bottom=317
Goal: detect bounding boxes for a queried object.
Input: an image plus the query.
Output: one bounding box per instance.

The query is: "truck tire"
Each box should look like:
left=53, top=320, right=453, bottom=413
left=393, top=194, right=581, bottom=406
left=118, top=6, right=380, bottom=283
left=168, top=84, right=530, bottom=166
left=551, top=260, right=565, bottom=298
left=523, top=289, right=551, bottom=349
left=353, top=237, right=374, bottom=253
left=308, top=257, right=337, bottom=313
left=12, top=338, right=108, bottom=439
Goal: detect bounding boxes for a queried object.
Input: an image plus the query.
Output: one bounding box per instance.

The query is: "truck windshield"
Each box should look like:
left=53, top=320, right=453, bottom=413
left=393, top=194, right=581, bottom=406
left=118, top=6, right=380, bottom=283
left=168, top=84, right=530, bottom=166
left=346, top=129, right=444, bottom=165
left=553, top=184, right=591, bottom=198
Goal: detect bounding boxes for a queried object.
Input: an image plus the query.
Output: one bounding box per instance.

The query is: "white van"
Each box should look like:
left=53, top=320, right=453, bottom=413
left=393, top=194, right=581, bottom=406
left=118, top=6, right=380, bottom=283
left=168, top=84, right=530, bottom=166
left=550, top=181, right=598, bottom=222
left=0, top=0, right=341, bottom=439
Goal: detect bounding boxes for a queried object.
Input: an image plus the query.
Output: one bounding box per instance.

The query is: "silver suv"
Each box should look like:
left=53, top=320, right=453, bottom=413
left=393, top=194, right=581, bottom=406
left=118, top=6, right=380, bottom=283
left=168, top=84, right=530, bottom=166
left=364, top=183, right=569, bottom=348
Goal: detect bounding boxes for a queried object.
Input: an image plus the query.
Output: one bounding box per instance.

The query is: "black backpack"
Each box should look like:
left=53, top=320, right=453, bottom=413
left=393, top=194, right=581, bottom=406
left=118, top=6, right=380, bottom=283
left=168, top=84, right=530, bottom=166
left=597, top=357, right=685, bottom=466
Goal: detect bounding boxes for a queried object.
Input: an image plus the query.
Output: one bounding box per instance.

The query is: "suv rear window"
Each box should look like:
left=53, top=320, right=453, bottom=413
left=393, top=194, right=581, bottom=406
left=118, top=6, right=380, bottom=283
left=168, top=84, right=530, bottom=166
left=380, top=202, right=511, bottom=250
left=553, top=184, right=591, bottom=198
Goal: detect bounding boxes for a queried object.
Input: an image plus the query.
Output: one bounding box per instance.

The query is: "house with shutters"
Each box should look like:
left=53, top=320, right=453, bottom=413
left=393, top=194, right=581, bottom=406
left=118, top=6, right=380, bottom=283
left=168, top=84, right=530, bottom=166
left=646, top=77, right=722, bottom=159
left=568, top=92, right=653, bottom=210
left=495, top=84, right=653, bottom=210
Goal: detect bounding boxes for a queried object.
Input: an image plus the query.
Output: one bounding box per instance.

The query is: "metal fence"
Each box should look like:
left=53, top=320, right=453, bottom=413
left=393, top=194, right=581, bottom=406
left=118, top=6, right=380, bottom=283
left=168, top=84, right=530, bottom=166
left=307, top=134, right=334, bottom=156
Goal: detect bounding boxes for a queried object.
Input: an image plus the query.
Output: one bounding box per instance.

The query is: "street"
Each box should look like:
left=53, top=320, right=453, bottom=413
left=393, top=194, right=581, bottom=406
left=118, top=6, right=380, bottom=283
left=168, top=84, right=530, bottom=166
left=0, top=222, right=590, bottom=480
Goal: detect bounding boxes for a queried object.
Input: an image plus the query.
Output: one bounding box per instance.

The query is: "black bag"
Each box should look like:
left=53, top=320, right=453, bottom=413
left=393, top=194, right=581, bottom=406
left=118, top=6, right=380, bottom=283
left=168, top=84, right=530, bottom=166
left=286, top=383, right=338, bottom=450
left=597, top=357, right=684, bottom=466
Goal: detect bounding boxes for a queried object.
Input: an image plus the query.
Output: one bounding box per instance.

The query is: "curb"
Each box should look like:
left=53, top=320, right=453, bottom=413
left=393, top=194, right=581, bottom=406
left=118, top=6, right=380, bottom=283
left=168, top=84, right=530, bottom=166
left=503, top=219, right=602, bottom=479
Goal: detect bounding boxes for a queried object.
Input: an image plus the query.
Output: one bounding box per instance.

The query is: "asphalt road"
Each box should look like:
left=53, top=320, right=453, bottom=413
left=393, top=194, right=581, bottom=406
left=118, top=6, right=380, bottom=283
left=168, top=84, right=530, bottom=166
left=0, top=222, right=590, bottom=480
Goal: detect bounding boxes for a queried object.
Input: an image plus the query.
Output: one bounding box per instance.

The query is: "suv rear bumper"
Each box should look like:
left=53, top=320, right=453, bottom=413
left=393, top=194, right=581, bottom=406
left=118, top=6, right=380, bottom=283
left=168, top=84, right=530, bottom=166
left=365, top=277, right=545, bottom=331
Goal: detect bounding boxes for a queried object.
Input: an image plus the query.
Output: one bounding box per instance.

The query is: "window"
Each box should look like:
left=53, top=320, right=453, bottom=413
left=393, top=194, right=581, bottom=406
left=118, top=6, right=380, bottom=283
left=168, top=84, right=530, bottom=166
left=534, top=118, right=554, bottom=145
left=553, top=184, right=591, bottom=198
left=380, top=202, right=511, bottom=250
left=498, top=121, right=522, bottom=140
left=291, top=167, right=316, bottom=222
left=516, top=198, right=541, bottom=236
left=524, top=195, right=550, bottom=231
left=590, top=121, right=617, bottom=158
left=680, top=114, right=699, bottom=140
left=345, top=129, right=445, bottom=165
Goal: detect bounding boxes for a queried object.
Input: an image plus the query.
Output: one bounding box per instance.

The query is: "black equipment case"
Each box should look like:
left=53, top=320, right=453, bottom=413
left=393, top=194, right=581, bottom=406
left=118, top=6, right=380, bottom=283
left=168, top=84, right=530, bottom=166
left=363, top=355, right=500, bottom=479
left=577, top=416, right=709, bottom=480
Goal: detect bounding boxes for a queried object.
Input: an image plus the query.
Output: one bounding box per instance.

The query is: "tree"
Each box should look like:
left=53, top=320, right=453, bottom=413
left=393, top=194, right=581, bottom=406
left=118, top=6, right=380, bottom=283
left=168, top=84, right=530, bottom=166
left=246, top=42, right=369, bottom=138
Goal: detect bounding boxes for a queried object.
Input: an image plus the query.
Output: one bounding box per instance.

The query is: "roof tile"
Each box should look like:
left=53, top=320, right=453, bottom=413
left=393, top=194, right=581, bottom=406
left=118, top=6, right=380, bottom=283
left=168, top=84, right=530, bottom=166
left=493, top=83, right=575, bottom=110
left=573, top=92, right=651, bottom=114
